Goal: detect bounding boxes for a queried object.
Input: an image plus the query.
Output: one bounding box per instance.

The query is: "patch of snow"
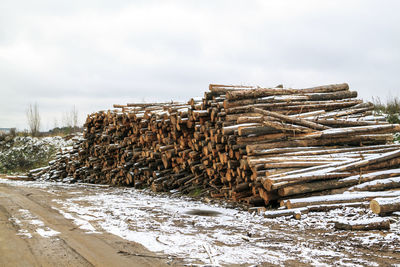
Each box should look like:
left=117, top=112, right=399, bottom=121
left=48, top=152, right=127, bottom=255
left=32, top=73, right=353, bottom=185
left=335, top=217, right=389, bottom=226
left=30, top=219, right=45, bottom=226
left=36, top=228, right=60, bottom=238
left=53, top=206, right=99, bottom=234
left=9, top=217, right=33, bottom=238
left=16, top=229, right=33, bottom=238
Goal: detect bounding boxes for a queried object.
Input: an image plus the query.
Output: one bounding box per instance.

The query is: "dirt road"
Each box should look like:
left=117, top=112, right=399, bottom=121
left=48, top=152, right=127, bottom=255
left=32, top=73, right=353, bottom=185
left=0, top=182, right=178, bottom=267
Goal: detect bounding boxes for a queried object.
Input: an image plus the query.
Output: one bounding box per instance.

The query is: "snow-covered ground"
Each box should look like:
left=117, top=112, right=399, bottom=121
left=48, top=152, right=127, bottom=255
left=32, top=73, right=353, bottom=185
left=0, top=135, right=75, bottom=173
left=9, top=208, right=60, bottom=239
left=1, top=179, right=400, bottom=266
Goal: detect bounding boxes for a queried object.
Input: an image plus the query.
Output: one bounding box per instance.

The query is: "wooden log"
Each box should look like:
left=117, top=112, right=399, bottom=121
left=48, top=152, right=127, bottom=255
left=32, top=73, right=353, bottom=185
left=265, top=172, right=352, bottom=191
left=236, top=116, right=264, bottom=124
left=253, top=108, right=330, bottom=130
left=237, top=126, right=278, bottom=136
left=370, top=196, right=400, bottom=215
left=316, top=106, right=374, bottom=119
left=209, top=84, right=253, bottom=96
left=236, top=133, right=287, bottom=144
left=262, top=120, right=315, bottom=133
left=349, top=177, right=400, bottom=192
left=311, top=119, right=384, bottom=127
left=359, top=157, right=400, bottom=172
left=225, top=100, right=360, bottom=114
left=278, top=178, right=355, bottom=197
left=336, top=149, right=400, bottom=172
left=224, top=91, right=357, bottom=109
left=226, top=83, right=349, bottom=100
left=246, top=134, right=393, bottom=155
left=263, top=207, right=308, bottom=219
left=278, top=168, right=400, bottom=196
left=227, top=100, right=362, bottom=114
left=222, top=123, right=262, bottom=135
left=307, top=202, right=369, bottom=212
left=284, top=191, right=400, bottom=209
left=334, top=218, right=390, bottom=230
left=295, top=124, right=400, bottom=140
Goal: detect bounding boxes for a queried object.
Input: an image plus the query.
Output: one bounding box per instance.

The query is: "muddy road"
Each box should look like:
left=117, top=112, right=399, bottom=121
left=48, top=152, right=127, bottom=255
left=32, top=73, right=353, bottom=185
left=1, top=179, right=400, bottom=266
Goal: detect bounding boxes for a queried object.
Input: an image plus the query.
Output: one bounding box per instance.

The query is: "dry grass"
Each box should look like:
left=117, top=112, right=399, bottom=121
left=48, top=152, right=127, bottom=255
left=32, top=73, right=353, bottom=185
left=372, top=96, right=400, bottom=124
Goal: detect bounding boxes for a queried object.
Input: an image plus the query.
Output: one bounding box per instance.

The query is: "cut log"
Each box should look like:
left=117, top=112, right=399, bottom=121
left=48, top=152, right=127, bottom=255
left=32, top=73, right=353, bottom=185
left=307, top=202, right=369, bottom=212
left=226, top=83, right=349, bottom=100
left=284, top=191, right=400, bottom=209
left=263, top=207, right=308, bottom=219
left=334, top=218, right=390, bottom=230
left=296, top=124, right=400, bottom=140
left=278, top=178, right=355, bottom=197
left=253, top=108, right=329, bottom=130
left=336, top=149, right=400, bottom=172
left=222, top=123, right=262, bottom=135
left=349, top=176, right=400, bottom=192
left=246, top=134, right=393, bottom=155
left=370, top=196, right=400, bottom=215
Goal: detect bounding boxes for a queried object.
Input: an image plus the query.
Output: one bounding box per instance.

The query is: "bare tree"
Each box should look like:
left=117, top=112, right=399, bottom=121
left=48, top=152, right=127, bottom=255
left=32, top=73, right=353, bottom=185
left=61, top=106, right=79, bottom=132
left=26, top=103, right=41, bottom=136
left=62, top=111, right=72, bottom=128
left=72, top=105, right=78, bottom=130
left=53, top=117, right=58, bottom=129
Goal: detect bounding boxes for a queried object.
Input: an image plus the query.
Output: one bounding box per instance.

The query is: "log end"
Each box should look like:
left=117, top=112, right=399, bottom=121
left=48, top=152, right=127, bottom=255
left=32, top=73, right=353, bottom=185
left=370, top=199, right=381, bottom=215
left=293, top=212, right=301, bottom=220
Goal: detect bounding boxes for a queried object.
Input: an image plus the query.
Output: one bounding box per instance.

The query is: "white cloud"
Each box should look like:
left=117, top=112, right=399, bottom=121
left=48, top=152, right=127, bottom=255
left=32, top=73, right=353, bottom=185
left=0, top=0, right=399, bottom=130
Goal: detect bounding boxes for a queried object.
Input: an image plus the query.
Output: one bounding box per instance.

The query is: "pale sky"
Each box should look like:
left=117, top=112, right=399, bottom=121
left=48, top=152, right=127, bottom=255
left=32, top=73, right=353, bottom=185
left=1, top=0, right=399, bottom=131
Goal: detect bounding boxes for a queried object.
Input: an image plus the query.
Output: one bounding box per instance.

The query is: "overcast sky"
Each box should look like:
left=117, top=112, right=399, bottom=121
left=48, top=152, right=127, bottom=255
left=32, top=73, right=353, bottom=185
left=1, top=0, right=399, bottom=131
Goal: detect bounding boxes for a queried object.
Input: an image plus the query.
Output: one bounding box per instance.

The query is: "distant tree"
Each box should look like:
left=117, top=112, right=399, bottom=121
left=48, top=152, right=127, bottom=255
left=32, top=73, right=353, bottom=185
left=72, top=105, right=78, bottom=130
left=10, top=128, right=16, bottom=137
left=26, top=103, right=41, bottom=136
left=62, top=111, right=72, bottom=128
left=61, top=106, right=79, bottom=133
left=53, top=117, right=58, bottom=129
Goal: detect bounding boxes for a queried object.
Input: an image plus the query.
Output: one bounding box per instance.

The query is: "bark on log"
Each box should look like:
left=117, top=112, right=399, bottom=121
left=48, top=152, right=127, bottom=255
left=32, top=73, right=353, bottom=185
left=334, top=218, right=390, bottom=230
left=226, top=83, right=349, bottom=100
left=349, top=177, right=400, bottom=192
left=284, top=191, right=400, bottom=209
left=263, top=207, right=308, bottom=219
left=246, top=134, right=393, bottom=155
left=253, top=108, right=330, bottom=130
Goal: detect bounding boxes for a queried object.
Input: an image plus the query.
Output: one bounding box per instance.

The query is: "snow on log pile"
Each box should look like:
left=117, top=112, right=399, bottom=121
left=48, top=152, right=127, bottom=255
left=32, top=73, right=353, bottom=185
left=31, top=83, right=400, bottom=219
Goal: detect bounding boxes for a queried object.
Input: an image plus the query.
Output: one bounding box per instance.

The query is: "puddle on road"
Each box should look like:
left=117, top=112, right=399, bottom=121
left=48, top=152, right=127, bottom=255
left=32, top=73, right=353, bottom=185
left=184, top=209, right=222, bottom=217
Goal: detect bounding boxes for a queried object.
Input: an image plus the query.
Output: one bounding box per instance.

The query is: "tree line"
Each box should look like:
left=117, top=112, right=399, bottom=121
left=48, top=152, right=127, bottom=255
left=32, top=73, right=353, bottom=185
left=26, top=103, right=81, bottom=136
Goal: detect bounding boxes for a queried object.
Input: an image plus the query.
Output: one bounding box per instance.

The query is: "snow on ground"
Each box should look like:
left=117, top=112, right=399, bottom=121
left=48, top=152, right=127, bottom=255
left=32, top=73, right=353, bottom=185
left=36, top=228, right=60, bottom=238
left=1, top=179, right=400, bottom=266
left=0, top=135, right=76, bottom=173
left=52, top=206, right=100, bottom=234
left=7, top=207, right=60, bottom=239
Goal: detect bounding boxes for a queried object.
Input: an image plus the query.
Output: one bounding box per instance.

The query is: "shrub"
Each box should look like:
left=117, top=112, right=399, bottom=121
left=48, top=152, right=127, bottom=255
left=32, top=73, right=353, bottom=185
left=373, top=96, right=400, bottom=115
left=0, top=136, right=64, bottom=174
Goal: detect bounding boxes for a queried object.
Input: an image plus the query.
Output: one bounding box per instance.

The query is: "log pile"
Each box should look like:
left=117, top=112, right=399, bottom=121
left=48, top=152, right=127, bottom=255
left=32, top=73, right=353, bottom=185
left=31, top=83, right=400, bottom=217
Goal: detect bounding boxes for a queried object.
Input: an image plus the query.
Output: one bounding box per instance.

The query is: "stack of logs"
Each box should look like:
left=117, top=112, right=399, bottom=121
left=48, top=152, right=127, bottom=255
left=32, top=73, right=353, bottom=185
left=32, top=83, right=400, bottom=216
